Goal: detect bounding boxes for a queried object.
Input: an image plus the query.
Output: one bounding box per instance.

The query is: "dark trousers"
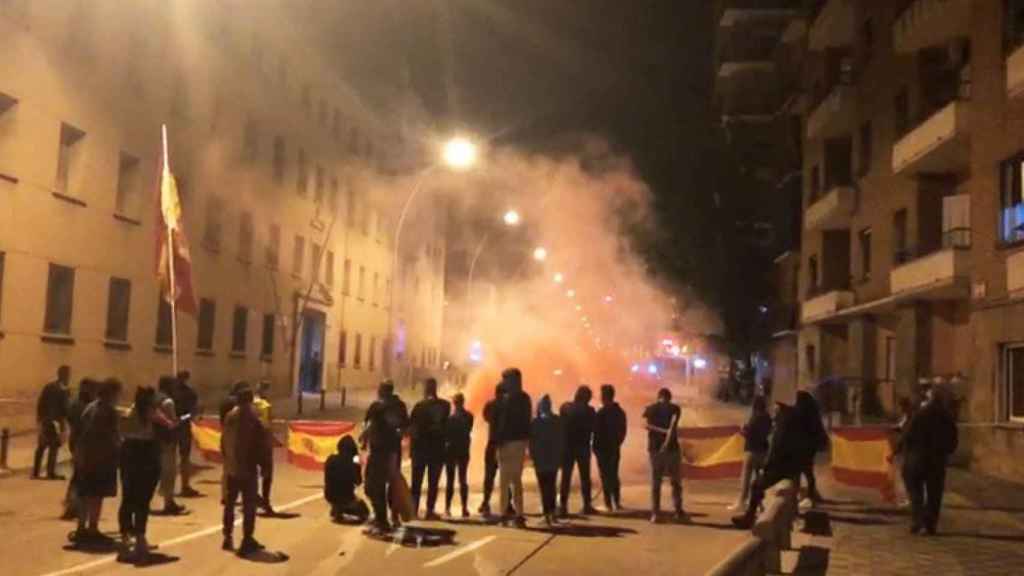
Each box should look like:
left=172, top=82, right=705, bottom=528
left=365, top=451, right=396, bottom=527
left=34, top=422, right=61, bottom=478
left=119, top=438, right=161, bottom=536
left=445, top=454, right=469, bottom=512
left=223, top=475, right=258, bottom=541
left=801, top=461, right=822, bottom=501
left=259, top=459, right=273, bottom=508
left=595, top=448, right=622, bottom=507
left=903, top=456, right=947, bottom=531
left=481, top=443, right=498, bottom=507
left=650, top=450, right=683, bottom=513
left=536, top=469, right=558, bottom=515
left=559, top=447, right=593, bottom=511
left=744, top=463, right=798, bottom=519
left=411, top=453, right=444, bottom=515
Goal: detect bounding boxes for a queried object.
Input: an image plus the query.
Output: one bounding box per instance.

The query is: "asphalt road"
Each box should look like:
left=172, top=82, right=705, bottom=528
left=1, top=400, right=749, bottom=576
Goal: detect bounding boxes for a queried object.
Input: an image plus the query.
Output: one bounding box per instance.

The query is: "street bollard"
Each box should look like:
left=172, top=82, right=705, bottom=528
left=320, top=388, right=326, bottom=411
left=0, top=428, right=9, bottom=469
left=342, top=387, right=347, bottom=407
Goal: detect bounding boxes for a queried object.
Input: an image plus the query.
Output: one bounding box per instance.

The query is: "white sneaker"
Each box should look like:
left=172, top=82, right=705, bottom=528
left=727, top=502, right=743, bottom=511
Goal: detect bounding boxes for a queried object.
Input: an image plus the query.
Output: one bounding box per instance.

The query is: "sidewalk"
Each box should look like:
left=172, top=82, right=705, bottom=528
left=782, top=467, right=1024, bottom=575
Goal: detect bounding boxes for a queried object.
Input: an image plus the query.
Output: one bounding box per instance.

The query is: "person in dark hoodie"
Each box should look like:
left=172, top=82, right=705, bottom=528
left=324, top=435, right=370, bottom=523
left=797, top=390, right=828, bottom=506
left=409, top=378, right=451, bottom=520
left=444, top=393, right=473, bottom=518
left=732, top=393, right=817, bottom=529
left=494, top=368, right=532, bottom=527
left=892, top=386, right=958, bottom=535
left=361, top=380, right=410, bottom=534
left=593, top=384, right=627, bottom=512
left=559, top=385, right=597, bottom=516
left=530, top=394, right=565, bottom=526
left=730, top=396, right=772, bottom=511
left=478, top=383, right=503, bottom=516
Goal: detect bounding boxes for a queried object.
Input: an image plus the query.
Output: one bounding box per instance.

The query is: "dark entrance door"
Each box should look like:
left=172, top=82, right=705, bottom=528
left=299, top=308, right=326, bottom=393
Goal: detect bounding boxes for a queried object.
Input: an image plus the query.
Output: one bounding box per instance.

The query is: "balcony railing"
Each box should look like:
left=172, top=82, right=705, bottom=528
left=892, top=96, right=970, bottom=176
left=802, top=287, right=854, bottom=324
left=890, top=229, right=971, bottom=299
left=806, top=79, right=856, bottom=140
left=805, top=184, right=855, bottom=231
left=893, top=0, right=971, bottom=54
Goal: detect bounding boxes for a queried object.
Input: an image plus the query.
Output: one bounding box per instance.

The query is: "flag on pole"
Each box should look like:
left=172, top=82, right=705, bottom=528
left=287, top=420, right=357, bottom=470
left=155, top=133, right=196, bottom=315
left=679, top=425, right=746, bottom=480
left=830, top=426, right=896, bottom=499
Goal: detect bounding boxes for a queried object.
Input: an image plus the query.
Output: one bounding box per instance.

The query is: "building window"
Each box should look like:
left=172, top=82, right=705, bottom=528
left=1005, top=0, right=1024, bottom=53
left=239, top=211, right=254, bottom=263
left=859, top=228, right=872, bottom=281
left=329, top=175, right=339, bottom=211
left=261, top=313, right=274, bottom=358
left=231, top=305, right=248, bottom=354
left=203, top=195, right=223, bottom=251
left=197, top=298, right=216, bottom=351
left=297, top=148, right=308, bottom=197
left=1004, top=344, right=1024, bottom=422
left=243, top=117, right=259, bottom=163
left=43, top=264, right=75, bottom=335
left=372, top=273, right=379, bottom=306
left=809, top=164, right=821, bottom=202
left=369, top=336, right=377, bottom=371
left=858, top=121, right=872, bottom=177
left=338, top=330, right=348, bottom=366
left=315, top=164, right=325, bottom=204
left=325, top=250, right=335, bottom=287
left=805, top=344, right=817, bottom=380
left=115, top=153, right=142, bottom=218
left=859, top=18, right=874, bottom=65
left=1000, top=154, right=1024, bottom=244
left=155, top=297, right=172, bottom=347
left=266, top=224, right=280, bottom=269
left=358, top=266, right=366, bottom=300
left=292, top=235, right=305, bottom=277
left=343, top=259, right=352, bottom=295
left=894, top=87, right=910, bottom=136
left=385, top=277, right=391, bottom=307
left=807, top=255, right=819, bottom=295
left=893, top=209, right=909, bottom=263
left=55, top=123, right=85, bottom=195
left=311, top=243, right=323, bottom=283
left=272, top=136, right=286, bottom=185
left=354, top=333, right=363, bottom=368
left=104, top=277, right=131, bottom=342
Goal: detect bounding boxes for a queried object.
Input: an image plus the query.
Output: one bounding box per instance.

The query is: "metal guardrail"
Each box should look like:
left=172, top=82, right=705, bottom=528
left=707, top=479, right=798, bottom=576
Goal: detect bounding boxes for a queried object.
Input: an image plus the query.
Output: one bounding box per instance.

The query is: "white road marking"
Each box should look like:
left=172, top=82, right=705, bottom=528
left=38, top=492, right=324, bottom=576
left=423, top=535, right=497, bottom=568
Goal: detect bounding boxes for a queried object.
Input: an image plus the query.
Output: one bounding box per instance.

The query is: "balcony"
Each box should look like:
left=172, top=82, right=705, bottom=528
left=892, top=100, right=969, bottom=176
left=893, top=0, right=970, bottom=54
left=1008, top=43, right=1024, bottom=99
left=808, top=0, right=855, bottom=51
left=802, top=288, right=855, bottom=324
left=890, top=231, right=971, bottom=300
left=720, top=1, right=798, bottom=29
left=806, top=83, right=855, bottom=140
left=805, top=185, right=855, bottom=231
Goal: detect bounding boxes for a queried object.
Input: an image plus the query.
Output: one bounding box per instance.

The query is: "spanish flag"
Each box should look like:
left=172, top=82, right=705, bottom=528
left=191, top=417, right=222, bottom=462
left=830, top=426, right=895, bottom=499
left=287, top=421, right=357, bottom=471
left=155, top=125, right=196, bottom=315
left=679, top=426, right=745, bottom=480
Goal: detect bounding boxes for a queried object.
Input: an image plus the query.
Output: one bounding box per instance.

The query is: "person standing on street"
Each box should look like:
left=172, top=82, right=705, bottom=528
left=444, top=392, right=473, bottom=518
left=119, top=384, right=178, bottom=563
left=797, top=391, right=828, bottom=507
left=893, top=386, right=958, bottom=535
left=730, top=396, right=772, bottom=511
left=360, top=381, right=410, bottom=534
left=594, top=384, right=627, bottom=512
left=63, top=378, right=99, bottom=520
left=478, top=383, right=503, bottom=516
left=34, top=365, right=71, bottom=480
left=409, top=378, right=450, bottom=520
left=174, top=371, right=200, bottom=498
left=221, top=384, right=271, bottom=556
left=530, top=394, right=565, bottom=526
left=156, top=378, right=186, bottom=515
left=494, top=368, right=532, bottom=527
left=559, top=385, right=597, bottom=516
left=643, top=388, right=685, bottom=524
left=253, top=380, right=276, bottom=515
left=72, top=378, right=123, bottom=546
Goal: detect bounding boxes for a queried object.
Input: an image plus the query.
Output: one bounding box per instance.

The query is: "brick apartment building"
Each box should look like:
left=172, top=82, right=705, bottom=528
left=717, top=0, right=1024, bottom=482
left=0, top=1, right=447, bottom=432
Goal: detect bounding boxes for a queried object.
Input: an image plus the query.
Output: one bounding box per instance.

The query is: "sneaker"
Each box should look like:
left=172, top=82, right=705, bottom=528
left=557, top=507, right=569, bottom=519
left=650, top=513, right=661, bottom=524
left=222, top=537, right=234, bottom=551
left=514, top=516, right=528, bottom=529
left=477, top=503, right=491, bottom=516
left=180, top=487, right=202, bottom=498
left=731, top=514, right=755, bottom=530
left=424, top=511, right=441, bottom=521
left=462, top=508, right=470, bottom=519
left=543, top=514, right=554, bottom=527
left=47, top=474, right=67, bottom=481
left=674, top=510, right=690, bottom=524
left=582, top=505, right=599, bottom=516
left=727, top=502, right=743, bottom=512
left=237, top=538, right=264, bottom=557
left=163, top=502, right=188, bottom=516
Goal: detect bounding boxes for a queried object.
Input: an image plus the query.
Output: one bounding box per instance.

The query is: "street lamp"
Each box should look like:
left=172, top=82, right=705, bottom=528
left=553, top=272, right=564, bottom=284
left=503, top=209, right=521, bottom=227
left=533, top=246, right=548, bottom=262
left=442, top=136, right=478, bottom=171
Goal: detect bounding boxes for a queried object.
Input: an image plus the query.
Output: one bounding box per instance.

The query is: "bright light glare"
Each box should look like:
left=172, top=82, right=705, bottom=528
left=575, top=305, right=583, bottom=312
left=503, top=210, right=521, bottom=226
left=553, top=368, right=563, bottom=376
left=567, top=289, right=576, bottom=299
left=631, top=364, right=640, bottom=373
left=670, top=345, right=681, bottom=357
left=533, top=247, right=548, bottom=262
left=442, top=137, right=477, bottom=170
left=604, top=295, right=614, bottom=303
left=553, top=272, right=565, bottom=284
left=694, top=357, right=708, bottom=369
left=647, top=363, right=658, bottom=375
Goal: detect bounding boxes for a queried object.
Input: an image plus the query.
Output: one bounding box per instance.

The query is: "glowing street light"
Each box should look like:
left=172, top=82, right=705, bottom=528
left=566, top=289, right=576, bottom=299
left=503, top=209, right=521, bottom=227
left=442, top=136, right=478, bottom=170
left=604, top=295, right=614, bottom=303
left=533, top=246, right=548, bottom=262
left=553, top=272, right=565, bottom=284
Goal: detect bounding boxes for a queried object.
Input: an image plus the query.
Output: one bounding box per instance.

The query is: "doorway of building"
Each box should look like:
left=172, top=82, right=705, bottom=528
left=299, top=308, right=326, bottom=393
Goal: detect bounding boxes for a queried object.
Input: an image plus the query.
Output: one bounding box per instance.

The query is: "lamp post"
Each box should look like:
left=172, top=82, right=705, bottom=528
left=387, top=136, right=478, bottom=386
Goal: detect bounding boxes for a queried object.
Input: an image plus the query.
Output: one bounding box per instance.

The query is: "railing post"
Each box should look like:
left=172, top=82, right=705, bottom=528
left=0, top=428, right=9, bottom=469
left=341, top=386, right=347, bottom=407
left=320, top=388, right=326, bottom=412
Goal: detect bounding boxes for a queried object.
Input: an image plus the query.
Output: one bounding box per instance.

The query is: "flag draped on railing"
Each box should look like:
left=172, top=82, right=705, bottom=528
left=679, top=425, right=745, bottom=479
left=287, top=421, right=357, bottom=470
left=830, top=426, right=896, bottom=499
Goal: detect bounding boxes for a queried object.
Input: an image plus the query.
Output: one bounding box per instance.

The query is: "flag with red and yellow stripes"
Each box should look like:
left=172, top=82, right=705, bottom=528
left=830, top=426, right=895, bottom=499
left=679, top=425, right=745, bottom=479
left=287, top=421, right=357, bottom=470
left=191, top=417, right=222, bottom=462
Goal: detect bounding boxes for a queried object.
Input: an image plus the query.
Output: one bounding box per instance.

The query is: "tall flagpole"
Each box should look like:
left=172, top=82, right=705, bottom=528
left=162, top=124, right=179, bottom=377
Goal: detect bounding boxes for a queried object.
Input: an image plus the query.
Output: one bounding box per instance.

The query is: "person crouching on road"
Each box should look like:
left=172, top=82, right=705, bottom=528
left=325, top=435, right=370, bottom=523
left=530, top=394, right=565, bottom=526
left=221, top=384, right=271, bottom=556
left=643, top=388, right=685, bottom=524
left=409, top=378, right=450, bottom=520
left=444, top=392, right=474, bottom=518
left=253, top=380, right=276, bottom=515
left=730, top=396, right=772, bottom=511
left=72, top=378, right=123, bottom=547
left=119, top=382, right=179, bottom=563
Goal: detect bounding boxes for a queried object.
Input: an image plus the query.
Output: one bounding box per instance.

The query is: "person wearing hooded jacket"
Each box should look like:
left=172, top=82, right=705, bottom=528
left=559, top=385, right=597, bottom=516
left=594, top=384, right=627, bottom=512
left=493, top=368, right=531, bottom=527
left=324, top=435, right=370, bottom=523
left=530, top=394, right=565, bottom=526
